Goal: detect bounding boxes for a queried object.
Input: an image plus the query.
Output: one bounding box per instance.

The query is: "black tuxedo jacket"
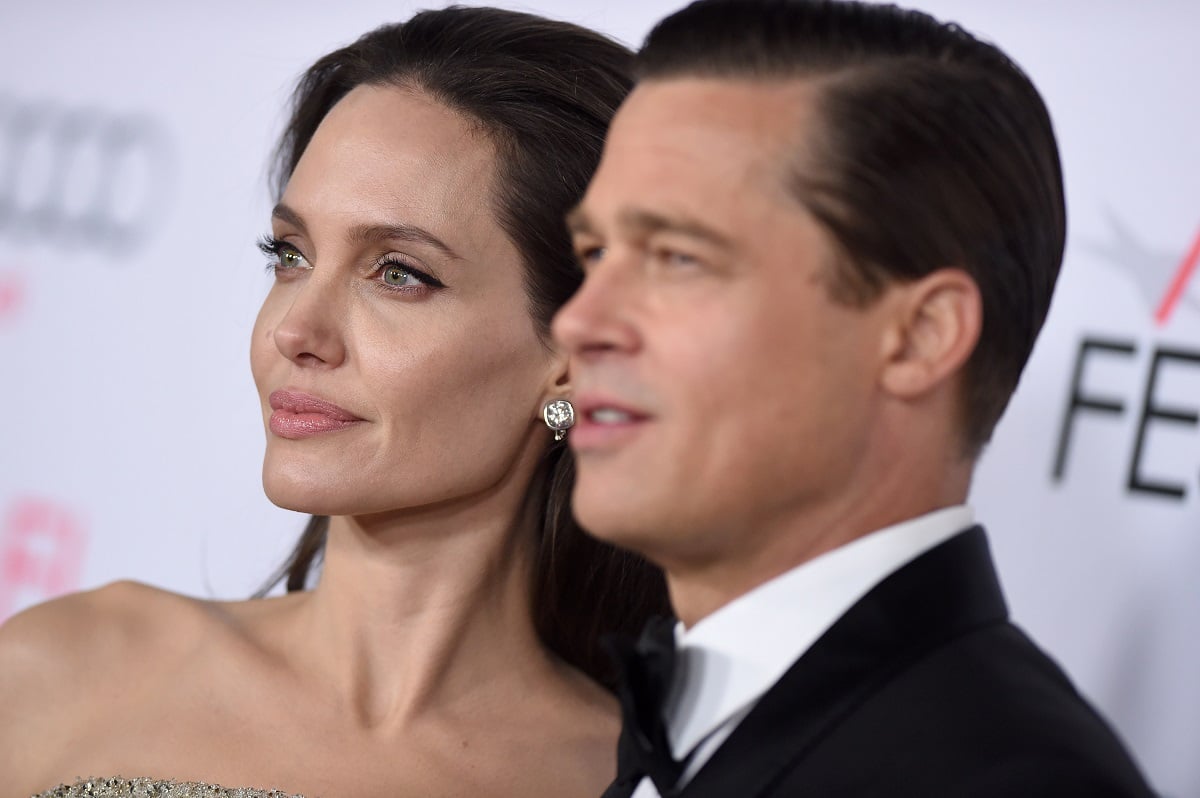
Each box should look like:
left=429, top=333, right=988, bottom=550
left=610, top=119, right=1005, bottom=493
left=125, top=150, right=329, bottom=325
left=611, top=526, right=1156, bottom=798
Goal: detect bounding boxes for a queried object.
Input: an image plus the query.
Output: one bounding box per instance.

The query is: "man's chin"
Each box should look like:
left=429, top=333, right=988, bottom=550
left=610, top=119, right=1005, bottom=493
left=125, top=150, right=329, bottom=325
left=573, top=496, right=672, bottom=560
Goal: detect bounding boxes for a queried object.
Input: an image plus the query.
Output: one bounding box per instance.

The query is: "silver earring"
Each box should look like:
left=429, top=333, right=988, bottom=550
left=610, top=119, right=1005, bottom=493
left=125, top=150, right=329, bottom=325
left=542, top=399, right=576, bottom=441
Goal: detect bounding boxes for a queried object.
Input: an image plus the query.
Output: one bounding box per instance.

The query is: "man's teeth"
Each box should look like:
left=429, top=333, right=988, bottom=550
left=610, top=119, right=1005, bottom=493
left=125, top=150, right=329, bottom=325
left=591, top=408, right=632, bottom=424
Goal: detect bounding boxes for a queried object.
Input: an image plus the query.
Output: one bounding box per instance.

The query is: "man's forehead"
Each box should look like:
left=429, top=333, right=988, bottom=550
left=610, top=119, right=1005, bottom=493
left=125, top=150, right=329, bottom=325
left=582, top=76, right=817, bottom=220
left=617, top=76, right=819, bottom=138
left=600, top=77, right=820, bottom=187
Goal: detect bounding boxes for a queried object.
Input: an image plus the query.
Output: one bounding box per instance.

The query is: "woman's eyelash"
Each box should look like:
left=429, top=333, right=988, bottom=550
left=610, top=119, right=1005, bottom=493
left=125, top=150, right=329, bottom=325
left=257, top=235, right=305, bottom=272
left=258, top=235, right=446, bottom=292
left=257, top=235, right=285, bottom=258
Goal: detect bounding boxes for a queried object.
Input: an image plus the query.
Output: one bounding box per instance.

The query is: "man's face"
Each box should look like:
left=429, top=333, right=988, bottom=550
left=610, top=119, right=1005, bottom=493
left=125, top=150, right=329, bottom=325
left=553, top=78, right=894, bottom=571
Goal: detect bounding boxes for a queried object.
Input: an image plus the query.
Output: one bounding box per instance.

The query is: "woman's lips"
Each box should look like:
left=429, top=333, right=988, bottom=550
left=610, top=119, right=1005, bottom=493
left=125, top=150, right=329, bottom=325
left=268, top=389, right=365, bottom=439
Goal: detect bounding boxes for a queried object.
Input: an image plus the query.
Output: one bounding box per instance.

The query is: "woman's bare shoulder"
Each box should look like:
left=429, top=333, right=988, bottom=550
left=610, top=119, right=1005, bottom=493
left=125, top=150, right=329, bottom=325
left=0, top=583, right=297, bottom=718
left=0, top=582, right=217, bottom=723
left=0, top=582, right=216, bottom=791
left=0, top=581, right=204, bottom=673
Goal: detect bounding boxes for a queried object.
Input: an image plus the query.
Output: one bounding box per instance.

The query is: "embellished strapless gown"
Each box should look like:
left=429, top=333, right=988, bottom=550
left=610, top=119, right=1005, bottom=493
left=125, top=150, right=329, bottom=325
left=34, top=777, right=305, bottom=798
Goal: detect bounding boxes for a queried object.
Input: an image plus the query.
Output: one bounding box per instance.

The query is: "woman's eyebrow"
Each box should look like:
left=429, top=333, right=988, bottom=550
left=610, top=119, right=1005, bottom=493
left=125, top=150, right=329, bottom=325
left=271, top=202, right=309, bottom=234
left=346, top=222, right=462, bottom=261
left=272, top=202, right=462, bottom=261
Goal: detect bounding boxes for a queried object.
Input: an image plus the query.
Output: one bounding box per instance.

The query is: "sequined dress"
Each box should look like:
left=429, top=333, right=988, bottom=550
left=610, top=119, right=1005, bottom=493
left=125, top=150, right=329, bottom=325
left=33, top=777, right=306, bottom=798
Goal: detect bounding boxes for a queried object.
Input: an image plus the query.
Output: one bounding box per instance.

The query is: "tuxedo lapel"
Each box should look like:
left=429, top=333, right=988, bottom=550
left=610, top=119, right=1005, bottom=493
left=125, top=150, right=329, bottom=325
left=679, top=526, right=1008, bottom=798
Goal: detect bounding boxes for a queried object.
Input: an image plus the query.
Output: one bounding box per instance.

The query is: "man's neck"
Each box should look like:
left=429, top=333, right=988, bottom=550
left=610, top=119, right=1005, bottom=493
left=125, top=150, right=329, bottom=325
left=664, top=458, right=974, bottom=628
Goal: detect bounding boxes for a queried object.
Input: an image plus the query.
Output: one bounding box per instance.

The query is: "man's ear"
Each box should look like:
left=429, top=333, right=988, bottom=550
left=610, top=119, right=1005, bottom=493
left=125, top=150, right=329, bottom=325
left=878, top=268, right=982, bottom=399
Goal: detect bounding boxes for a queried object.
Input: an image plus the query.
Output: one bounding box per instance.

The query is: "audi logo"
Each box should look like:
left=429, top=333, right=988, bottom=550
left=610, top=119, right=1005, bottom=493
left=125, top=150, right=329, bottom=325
left=0, top=94, right=175, bottom=256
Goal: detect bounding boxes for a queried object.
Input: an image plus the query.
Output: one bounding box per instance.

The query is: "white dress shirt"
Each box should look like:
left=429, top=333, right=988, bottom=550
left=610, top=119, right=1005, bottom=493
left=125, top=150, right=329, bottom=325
left=630, top=505, right=975, bottom=798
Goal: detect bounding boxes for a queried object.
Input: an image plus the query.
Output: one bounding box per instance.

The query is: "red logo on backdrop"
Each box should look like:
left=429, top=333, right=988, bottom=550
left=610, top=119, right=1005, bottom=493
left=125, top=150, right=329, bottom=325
left=1054, top=219, right=1200, bottom=501
left=1154, top=228, right=1200, bottom=326
left=0, top=498, right=88, bottom=621
left=0, top=271, right=24, bottom=321
left=1081, top=214, right=1200, bottom=328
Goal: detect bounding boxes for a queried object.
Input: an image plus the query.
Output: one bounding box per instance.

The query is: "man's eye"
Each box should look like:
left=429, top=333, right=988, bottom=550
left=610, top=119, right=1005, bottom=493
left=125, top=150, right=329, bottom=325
left=578, top=246, right=606, bottom=266
left=655, top=248, right=700, bottom=268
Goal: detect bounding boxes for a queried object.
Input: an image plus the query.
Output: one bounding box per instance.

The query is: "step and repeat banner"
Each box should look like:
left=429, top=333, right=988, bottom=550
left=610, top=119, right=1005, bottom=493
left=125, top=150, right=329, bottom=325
left=2, top=1, right=1196, bottom=795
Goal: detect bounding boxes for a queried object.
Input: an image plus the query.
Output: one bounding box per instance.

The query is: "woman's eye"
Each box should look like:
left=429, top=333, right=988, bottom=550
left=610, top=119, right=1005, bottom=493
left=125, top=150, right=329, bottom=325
left=278, top=249, right=306, bottom=269
left=378, top=259, right=444, bottom=292
left=258, top=236, right=309, bottom=273
left=382, top=264, right=421, bottom=287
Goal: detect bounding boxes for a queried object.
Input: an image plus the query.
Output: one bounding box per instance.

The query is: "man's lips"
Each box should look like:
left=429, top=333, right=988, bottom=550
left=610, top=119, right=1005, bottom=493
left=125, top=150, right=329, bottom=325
left=574, top=394, right=651, bottom=422
left=571, top=395, right=652, bottom=449
left=268, top=389, right=365, bottom=439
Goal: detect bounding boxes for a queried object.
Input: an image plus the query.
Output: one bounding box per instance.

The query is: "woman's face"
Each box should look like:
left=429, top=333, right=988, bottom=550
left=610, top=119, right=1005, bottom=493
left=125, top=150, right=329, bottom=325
left=251, top=84, right=563, bottom=517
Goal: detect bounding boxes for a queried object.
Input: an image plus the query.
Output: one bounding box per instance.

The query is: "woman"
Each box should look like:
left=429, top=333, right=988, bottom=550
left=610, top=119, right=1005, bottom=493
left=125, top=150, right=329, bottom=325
left=0, top=8, right=667, bottom=797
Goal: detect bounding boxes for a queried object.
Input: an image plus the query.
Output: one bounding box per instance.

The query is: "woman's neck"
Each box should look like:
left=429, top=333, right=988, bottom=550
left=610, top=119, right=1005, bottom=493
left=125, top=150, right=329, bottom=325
left=282, top=464, right=554, bottom=732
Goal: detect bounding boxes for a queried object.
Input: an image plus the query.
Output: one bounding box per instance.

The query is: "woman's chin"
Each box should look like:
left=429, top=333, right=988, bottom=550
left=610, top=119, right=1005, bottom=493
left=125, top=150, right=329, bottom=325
left=261, top=471, right=347, bottom=516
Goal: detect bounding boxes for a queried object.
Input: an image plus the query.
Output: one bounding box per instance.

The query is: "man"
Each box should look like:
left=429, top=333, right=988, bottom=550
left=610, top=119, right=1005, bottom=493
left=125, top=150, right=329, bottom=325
left=553, top=1, right=1157, bottom=796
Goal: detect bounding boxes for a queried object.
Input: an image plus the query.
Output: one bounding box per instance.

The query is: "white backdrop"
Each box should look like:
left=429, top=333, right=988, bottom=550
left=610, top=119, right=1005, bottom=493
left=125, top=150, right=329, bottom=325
left=2, top=2, right=1197, bottom=795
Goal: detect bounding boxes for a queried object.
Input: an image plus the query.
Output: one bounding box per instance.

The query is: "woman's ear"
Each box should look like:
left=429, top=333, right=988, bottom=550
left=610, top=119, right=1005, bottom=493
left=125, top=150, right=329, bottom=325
left=537, top=345, right=573, bottom=419
left=878, top=268, right=982, bottom=400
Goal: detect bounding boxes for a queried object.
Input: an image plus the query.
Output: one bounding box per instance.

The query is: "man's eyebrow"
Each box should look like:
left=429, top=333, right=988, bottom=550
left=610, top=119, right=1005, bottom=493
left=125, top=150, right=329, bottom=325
left=565, top=206, right=594, bottom=236
left=271, top=202, right=461, bottom=261
left=565, top=205, right=734, bottom=251
left=618, top=208, right=734, bottom=250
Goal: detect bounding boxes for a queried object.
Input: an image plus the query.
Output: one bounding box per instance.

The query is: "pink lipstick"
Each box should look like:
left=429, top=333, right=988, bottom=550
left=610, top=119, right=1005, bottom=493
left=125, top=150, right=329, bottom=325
left=268, top=389, right=364, bottom=439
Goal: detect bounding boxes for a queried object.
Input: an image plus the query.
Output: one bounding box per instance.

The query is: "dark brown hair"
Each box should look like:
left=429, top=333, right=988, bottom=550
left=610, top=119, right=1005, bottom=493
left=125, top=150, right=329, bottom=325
left=637, top=0, right=1066, bottom=453
left=256, top=6, right=669, bottom=689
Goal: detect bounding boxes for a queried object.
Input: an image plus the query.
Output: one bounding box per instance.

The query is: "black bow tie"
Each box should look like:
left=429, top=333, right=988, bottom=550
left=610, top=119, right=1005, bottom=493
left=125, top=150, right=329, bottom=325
left=603, top=615, right=685, bottom=798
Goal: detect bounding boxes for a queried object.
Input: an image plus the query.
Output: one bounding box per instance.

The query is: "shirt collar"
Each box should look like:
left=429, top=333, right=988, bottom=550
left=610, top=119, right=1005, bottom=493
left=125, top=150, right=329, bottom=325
left=663, top=504, right=975, bottom=758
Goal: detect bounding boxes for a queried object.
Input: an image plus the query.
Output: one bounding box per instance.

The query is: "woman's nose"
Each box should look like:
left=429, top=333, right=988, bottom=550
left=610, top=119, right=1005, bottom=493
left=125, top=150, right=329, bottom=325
left=271, top=274, right=348, bottom=369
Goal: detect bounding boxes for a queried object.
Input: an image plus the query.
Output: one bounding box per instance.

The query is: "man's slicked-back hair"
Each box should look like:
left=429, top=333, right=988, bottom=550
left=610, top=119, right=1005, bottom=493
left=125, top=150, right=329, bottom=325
left=637, top=0, right=1066, bottom=453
